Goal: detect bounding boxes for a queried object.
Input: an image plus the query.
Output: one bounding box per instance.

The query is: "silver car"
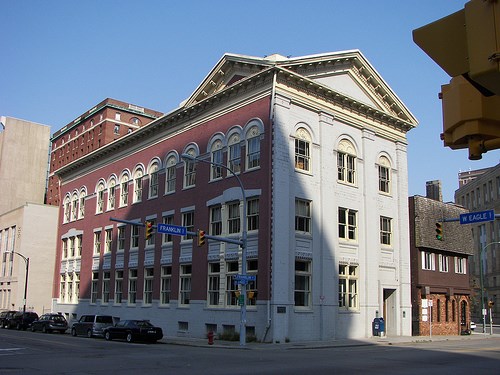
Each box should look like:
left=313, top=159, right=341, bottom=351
left=71, top=315, right=119, bottom=338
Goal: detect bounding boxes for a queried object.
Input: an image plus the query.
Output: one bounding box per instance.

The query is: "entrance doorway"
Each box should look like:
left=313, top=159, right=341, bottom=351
left=383, top=289, right=396, bottom=336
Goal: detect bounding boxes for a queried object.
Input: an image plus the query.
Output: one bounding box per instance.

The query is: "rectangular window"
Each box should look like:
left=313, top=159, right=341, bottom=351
left=380, top=216, right=392, bottom=245
left=226, top=261, right=239, bottom=306
left=339, top=264, right=358, bottom=310
left=134, top=176, right=143, bottom=203
left=208, top=263, right=221, bottom=306
left=339, top=207, right=357, bottom=240
left=161, top=266, right=172, bottom=304
left=115, top=270, right=123, bottom=303
left=247, top=135, right=260, bottom=169
left=108, top=185, right=115, bottom=210
left=184, top=160, right=196, bottom=188
left=228, top=142, right=241, bottom=173
left=79, top=196, right=85, bottom=218
left=295, top=138, right=310, bottom=171
left=294, top=260, right=311, bottom=307
left=379, top=165, right=390, bottom=193
left=338, top=152, right=356, bottom=184
left=422, top=251, right=435, bottom=271
left=211, top=149, right=223, bottom=180
left=102, top=271, right=110, bottom=304
left=455, top=257, right=467, bottom=274
left=60, top=275, right=66, bottom=303
left=166, top=164, right=176, bottom=193
left=69, top=237, right=75, bottom=257
left=162, top=215, right=174, bottom=243
left=128, top=269, right=137, bottom=304
left=120, top=180, right=129, bottom=206
left=228, top=202, right=240, bottom=234
left=62, top=239, right=68, bottom=259
left=210, top=205, right=222, bottom=236
left=104, top=229, right=112, bottom=253
left=182, top=211, right=194, bottom=240
left=439, top=254, right=449, bottom=272
left=180, top=264, right=192, bottom=305
left=247, top=198, right=259, bottom=231
left=93, top=231, right=101, bottom=254
left=131, top=225, right=139, bottom=248
left=149, top=171, right=159, bottom=198
left=295, top=199, right=311, bottom=233
left=117, top=226, right=125, bottom=251
left=97, top=190, right=104, bottom=213
left=144, top=268, right=154, bottom=305
left=77, top=235, right=82, bottom=256
left=91, top=272, right=99, bottom=304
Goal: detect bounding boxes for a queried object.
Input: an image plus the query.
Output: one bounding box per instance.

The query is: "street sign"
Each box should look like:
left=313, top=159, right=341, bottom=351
left=459, top=209, right=495, bottom=225
left=157, top=223, right=187, bottom=236
left=232, top=274, right=256, bottom=285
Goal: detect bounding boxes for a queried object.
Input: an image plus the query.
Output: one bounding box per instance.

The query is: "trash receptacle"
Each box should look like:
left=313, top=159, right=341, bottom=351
left=372, top=318, right=380, bottom=337
left=378, top=317, right=385, bottom=337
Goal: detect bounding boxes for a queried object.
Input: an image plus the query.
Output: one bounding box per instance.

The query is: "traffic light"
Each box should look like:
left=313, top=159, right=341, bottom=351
left=145, top=221, right=154, bottom=240
left=413, top=0, right=500, bottom=160
left=197, top=229, right=206, bottom=247
left=435, top=222, right=443, bottom=241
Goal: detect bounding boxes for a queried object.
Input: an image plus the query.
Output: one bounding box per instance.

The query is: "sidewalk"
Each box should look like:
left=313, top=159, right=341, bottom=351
left=161, top=331, right=500, bottom=350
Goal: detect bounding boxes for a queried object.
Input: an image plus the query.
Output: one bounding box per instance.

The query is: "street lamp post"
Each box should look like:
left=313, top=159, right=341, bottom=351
left=479, top=241, right=500, bottom=334
left=181, top=153, right=248, bottom=346
left=11, top=251, right=30, bottom=315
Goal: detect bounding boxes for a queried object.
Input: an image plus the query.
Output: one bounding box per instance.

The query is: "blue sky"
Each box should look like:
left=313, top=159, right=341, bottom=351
left=1, top=0, right=498, bottom=202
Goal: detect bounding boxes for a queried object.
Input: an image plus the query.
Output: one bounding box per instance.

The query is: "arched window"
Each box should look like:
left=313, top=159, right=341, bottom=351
left=378, top=156, right=391, bottom=194
left=79, top=189, right=86, bottom=219
left=246, top=126, right=261, bottom=170
left=337, top=139, right=357, bottom=185
left=63, top=195, right=71, bottom=223
left=148, top=161, right=160, bottom=199
left=96, top=182, right=105, bottom=214
left=133, top=167, right=144, bottom=203
left=211, top=140, right=223, bottom=180
left=120, top=173, right=129, bottom=207
left=294, top=127, right=311, bottom=172
left=108, top=178, right=116, bottom=210
left=71, top=193, right=79, bottom=221
left=165, top=154, right=177, bottom=194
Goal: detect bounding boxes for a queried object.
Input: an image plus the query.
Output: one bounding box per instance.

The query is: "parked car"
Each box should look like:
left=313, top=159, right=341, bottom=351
left=103, top=320, right=163, bottom=343
left=0, top=311, right=16, bottom=328
left=31, top=313, right=68, bottom=334
left=7, top=311, right=39, bottom=330
left=71, top=315, right=119, bottom=338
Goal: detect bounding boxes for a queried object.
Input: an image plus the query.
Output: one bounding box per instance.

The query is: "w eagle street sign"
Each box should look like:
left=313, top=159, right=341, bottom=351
left=157, top=223, right=187, bottom=236
left=459, top=209, right=495, bottom=225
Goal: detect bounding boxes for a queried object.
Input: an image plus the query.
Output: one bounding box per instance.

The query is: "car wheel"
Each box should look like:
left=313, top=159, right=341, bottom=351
left=16, top=323, right=21, bottom=331
left=104, top=331, right=111, bottom=341
left=126, top=332, right=133, bottom=343
left=71, top=328, right=77, bottom=337
left=86, top=329, right=93, bottom=338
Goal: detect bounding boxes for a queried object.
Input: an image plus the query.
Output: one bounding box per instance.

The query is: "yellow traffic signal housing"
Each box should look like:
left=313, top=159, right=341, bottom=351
left=145, top=221, right=154, bottom=240
left=197, top=229, right=206, bottom=247
left=441, top=75, right=500, bottom=159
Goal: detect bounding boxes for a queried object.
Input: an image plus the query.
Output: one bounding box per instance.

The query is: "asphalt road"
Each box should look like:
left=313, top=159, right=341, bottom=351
left=1, top=328, right=500, bottom=374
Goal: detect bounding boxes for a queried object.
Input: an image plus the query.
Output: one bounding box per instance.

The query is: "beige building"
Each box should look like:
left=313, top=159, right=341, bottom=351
left=0, top=116, right=58, bottom=315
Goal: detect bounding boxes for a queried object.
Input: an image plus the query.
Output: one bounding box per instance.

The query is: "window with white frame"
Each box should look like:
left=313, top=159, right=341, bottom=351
left=422, top=251, right=435, bottom=270
left=294, top=128, right=311, bottom=172
left=183, top=150, right=196, bottom=188
left=162, top=215, right=174, bottom=244
left=62, top=239, right=68, bottom=259
left=77, top=235, right=82, bottom=256
left=69, top=237, right=75, bottom=257
left=208, top=262, right=221, bottom=306
left=228, top=202, right=240, bottom=234
left=60, top=275, right=66, bottom=303
left=378, top=156, right=391, bottom=194
left=117, top=226, right=125, bottom=251
left=102, top=271, right=110, bottom=304
left=144, top=268, right=154, bottom=305
left=115, top=270, right=123, bottom=303
left=246, top=126, right=260, bottom=170
left=120, top=175, right=129, bottom=207
left=295, top=199, right=311, bottom=233
left=91, top=272, right=99, bottom=304
left=79, top=191, right=86, bottom=218
left=64, top=197, right=70, bottom=223
left=380, top=216, right=392, bottom=245
left=439, top=254, right=449, bottom=272
left=131, top=225, right=139, bottom=248
left=294, top=260, right=311, bottom=308
left=108, top=180, right=116, bottom=210
left=133, top=169, right=143, bottom=203
left=96, top=183, right=105, bottom=214
left=182, top=211, right=194, bottom=240
left=211, top=140, right=223, bottom=180
left=228, top=134, right=241, bottom=174
left=165, top=155, right=177, bottom=194
left=339, top=207, right=357, bottom=241
left=226, top=261, right=239, bottom=306
left=161, top=266, right=172, bottom=305
left=104, top=229, right=112, bottom=253
left=180, top=264, right=192, bottom=305
left=210, top=205, right=222, bottom=236
left=339, top=264, right=358, bottom=310
left=247, top=198, right=259, bottom=231
left=337, top=140, right=356, bottom=184
left=455, top=257, right=467, bottom=274
left=67, top=273, right=74, bottom=303
left=71, top=194, right=78, bottom=221
left=74, top=273, right=80, bottom=302
left=93, top=231, right=101, bottom=254
left=149, top=162, right=159, bottom=198
left=128, top=269, right=137, bottom=304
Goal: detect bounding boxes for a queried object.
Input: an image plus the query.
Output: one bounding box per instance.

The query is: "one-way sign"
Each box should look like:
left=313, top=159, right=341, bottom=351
left=460, top=209, right=495, bottom=225
left=157, top=223, right=187, bottom=236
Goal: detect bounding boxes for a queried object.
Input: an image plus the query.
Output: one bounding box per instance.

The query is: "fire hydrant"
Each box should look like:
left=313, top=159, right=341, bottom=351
left=207, top=330, right=214, bottom=345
